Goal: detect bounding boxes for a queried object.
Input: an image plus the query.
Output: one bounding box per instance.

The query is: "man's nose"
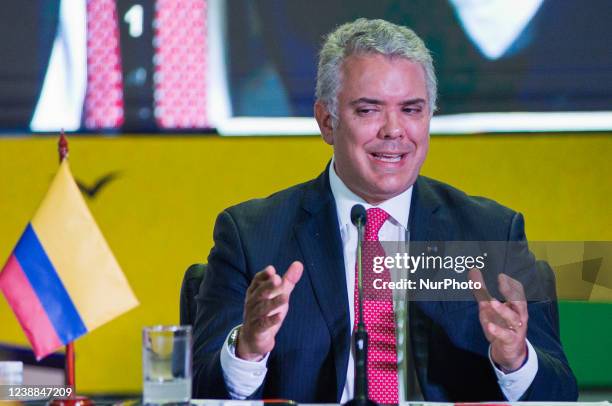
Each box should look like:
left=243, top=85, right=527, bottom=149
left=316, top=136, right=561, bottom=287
left=379, top=112, right=404, bottom=139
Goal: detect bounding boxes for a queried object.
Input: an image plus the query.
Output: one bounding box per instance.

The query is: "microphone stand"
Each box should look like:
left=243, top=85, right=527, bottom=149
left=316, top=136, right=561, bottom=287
left=345, top=206, right=377, bottom=406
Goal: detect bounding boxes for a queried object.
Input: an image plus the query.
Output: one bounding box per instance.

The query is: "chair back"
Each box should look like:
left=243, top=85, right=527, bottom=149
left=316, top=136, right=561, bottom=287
left=180, top=263, right=207, bottom=326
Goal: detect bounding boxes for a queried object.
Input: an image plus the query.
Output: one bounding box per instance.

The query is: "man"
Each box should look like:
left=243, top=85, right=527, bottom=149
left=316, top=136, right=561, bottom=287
left=193, top=18, right=577, bottom=403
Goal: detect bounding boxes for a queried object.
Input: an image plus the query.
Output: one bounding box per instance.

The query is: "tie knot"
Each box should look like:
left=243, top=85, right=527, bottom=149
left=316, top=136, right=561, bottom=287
left=365, top=208, right=390, bottom=241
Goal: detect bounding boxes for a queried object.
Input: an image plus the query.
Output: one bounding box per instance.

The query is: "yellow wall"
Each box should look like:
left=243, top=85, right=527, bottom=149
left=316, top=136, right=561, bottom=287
left=0, top=133, right=610, bottom=392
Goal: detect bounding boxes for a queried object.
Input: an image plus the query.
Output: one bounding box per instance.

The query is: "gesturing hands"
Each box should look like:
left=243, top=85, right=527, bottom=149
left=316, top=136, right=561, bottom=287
left=469, top=269, right=529, bottom=373
left=236, top=261, right=304, bottom=361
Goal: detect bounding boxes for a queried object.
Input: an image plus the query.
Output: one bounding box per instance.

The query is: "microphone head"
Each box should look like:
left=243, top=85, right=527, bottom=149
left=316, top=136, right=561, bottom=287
left=350, top=204, right=367, bottom=227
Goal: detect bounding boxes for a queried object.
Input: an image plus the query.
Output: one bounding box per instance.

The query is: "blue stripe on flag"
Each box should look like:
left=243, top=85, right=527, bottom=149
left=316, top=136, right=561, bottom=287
left=14, top=224, right=88, bottom=344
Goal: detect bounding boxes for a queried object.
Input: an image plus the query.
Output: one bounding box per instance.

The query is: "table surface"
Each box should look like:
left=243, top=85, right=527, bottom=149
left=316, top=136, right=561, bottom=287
left=192, top=400, right=609, bottom=406
left=14, top=399, right=611, bottom=406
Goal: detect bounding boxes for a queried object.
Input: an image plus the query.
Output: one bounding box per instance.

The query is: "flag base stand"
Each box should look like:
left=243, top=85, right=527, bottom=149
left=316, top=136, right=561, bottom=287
left=51, top=343, right=93, bottom=406
left=50, top=396, right=93, bottom=406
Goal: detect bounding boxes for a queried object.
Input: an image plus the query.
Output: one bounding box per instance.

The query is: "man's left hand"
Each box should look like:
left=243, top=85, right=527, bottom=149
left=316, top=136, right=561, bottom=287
left=469, top=269, right=529, bottom=372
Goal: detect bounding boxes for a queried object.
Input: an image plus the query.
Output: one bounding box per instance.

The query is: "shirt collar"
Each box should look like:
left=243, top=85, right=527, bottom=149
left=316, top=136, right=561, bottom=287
left=328, top=157, right=412, bottom=229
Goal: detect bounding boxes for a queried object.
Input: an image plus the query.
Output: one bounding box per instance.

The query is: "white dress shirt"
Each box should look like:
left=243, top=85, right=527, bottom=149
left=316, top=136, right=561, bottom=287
left=220, top=160, right=538, bottom=401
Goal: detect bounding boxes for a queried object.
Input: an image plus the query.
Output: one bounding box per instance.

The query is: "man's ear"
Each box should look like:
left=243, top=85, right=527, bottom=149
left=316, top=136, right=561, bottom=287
left=314, top=101, right=334, bottom=145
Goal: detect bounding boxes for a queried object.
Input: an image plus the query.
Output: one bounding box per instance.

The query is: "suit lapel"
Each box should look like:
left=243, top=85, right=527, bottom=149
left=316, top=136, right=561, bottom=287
left=294, top=168, right=350, bottom=402
left=409, top=176, right=444, bottom=242
left=407, top=176, right=446, bottom=398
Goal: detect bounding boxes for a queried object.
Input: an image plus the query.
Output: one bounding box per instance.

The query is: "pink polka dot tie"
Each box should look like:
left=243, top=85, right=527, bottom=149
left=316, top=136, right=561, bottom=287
left=354, top=208, right=399, bottom=404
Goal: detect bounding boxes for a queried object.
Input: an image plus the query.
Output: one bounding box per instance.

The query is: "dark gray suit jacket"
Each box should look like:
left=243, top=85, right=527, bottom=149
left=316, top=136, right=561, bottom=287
left=193, top=168, right=577, bottom=402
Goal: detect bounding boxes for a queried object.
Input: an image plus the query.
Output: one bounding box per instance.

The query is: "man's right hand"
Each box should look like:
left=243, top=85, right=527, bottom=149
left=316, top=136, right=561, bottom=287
left=236, top=261, right=304, bottom=361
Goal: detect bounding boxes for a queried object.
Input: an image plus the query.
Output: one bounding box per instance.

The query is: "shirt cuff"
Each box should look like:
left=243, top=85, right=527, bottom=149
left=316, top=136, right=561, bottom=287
left=489, top=339, right=539, bottom=401
left=220, top=325, right=269, bottom=400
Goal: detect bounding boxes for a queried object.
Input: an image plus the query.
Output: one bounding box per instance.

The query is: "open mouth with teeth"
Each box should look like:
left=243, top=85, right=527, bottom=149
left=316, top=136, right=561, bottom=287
left=370, top=152, right=407, bottom=163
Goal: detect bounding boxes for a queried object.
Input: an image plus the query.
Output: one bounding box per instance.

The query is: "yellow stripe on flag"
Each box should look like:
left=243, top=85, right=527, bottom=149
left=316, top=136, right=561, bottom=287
left=31, top=160, right=138, bottom=331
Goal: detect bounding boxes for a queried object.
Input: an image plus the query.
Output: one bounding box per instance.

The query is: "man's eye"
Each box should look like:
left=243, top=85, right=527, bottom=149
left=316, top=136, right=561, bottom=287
left=403, top=107, right=422, bottom=114
left=357, top=108, right=376, bottom=115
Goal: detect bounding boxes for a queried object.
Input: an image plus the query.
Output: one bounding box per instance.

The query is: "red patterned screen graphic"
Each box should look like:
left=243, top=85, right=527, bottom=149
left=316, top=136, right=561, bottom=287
left=153, top=0, right=208, bottom=129
left=84, top=0, right=209, bottom=130
left=85, top=0, right=125, bottom=129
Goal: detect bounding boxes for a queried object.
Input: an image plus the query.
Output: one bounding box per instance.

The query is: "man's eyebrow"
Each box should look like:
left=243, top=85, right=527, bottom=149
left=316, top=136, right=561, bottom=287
left=400, top=98, right=426, bottom=106
left=349, top=97, right=427, bottom=106
left=349, top=97, right=383, bottom=106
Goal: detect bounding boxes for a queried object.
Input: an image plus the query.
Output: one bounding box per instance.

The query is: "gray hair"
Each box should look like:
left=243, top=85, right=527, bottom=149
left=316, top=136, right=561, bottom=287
left=315, top=18, right=437, bottom=124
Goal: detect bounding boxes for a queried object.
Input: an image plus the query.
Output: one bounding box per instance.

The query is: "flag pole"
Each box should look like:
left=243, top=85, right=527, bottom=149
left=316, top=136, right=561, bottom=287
left=59, top=131, right=69, bottom=163
left=58, top=131, right=77, bottom=394
left=65, top=344, right=76, bottom=389
left=51, top=132, right=91, bottom=406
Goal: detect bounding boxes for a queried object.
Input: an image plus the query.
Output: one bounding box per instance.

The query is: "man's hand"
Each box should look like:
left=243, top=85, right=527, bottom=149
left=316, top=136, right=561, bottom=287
left=469, top=269, right=529, bottom=372
left=236, top=261, right=304, bottom=361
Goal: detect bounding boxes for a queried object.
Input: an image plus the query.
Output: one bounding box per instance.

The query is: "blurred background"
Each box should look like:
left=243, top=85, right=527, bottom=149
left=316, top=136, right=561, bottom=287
left=0, top=0, right=610, bottom=400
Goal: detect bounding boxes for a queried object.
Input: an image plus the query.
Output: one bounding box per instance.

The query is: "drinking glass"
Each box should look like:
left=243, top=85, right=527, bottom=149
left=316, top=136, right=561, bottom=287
left=142, top=325, right=192, bottom=405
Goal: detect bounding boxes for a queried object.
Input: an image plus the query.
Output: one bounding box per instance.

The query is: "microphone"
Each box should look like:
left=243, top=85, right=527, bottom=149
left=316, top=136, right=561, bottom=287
left=345, top=205, right=376, bottom=406
left=350, top=204, right=367, bottom=230
left=350, top=204, right=367, bottom=345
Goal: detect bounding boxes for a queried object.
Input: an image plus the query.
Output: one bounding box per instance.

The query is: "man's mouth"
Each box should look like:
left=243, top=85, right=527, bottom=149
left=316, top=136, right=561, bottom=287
left=370, top=152, right=406, bottom=163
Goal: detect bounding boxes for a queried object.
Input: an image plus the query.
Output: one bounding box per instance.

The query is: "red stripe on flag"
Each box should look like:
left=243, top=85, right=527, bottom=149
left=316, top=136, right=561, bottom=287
left=0, top=255, right=63, bottom=360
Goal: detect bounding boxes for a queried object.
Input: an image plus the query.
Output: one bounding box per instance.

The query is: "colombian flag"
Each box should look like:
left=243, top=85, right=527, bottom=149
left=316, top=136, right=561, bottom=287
left=0, top=160, right=138, bottom=359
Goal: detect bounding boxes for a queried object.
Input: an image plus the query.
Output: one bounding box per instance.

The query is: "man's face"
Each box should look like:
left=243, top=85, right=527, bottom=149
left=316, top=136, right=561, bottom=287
left=316, top=53, right=431, bottom=204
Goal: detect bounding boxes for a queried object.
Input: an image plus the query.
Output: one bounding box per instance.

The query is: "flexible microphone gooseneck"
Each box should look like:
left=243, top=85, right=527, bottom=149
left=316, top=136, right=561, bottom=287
left=344, top=205, right=377, bottom=406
